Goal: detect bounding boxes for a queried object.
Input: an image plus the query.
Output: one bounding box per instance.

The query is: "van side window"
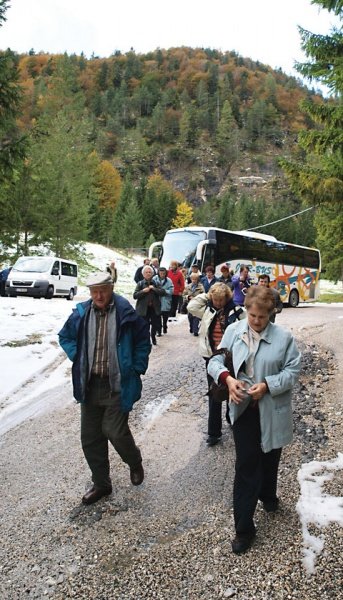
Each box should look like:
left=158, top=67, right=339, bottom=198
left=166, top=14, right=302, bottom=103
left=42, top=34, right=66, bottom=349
left=61, top=262, right=77, bottom=277
left=52, top=260, right=60, bottom=275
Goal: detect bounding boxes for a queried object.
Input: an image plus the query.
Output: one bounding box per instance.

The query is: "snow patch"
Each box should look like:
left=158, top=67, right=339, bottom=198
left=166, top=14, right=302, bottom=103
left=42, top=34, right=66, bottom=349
left=297, top=453, right=343, bottom=574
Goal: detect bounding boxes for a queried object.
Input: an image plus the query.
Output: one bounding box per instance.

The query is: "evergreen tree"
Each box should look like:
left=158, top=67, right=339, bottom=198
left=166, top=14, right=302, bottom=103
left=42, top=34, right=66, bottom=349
left=216, top=193, right=236, bottom=229
left=28, top=110, right=95, bottom=255
left=112, top=175, right=136, bottom=246
left=216, top=100, right=239, bottom=167
left=119, top=197, right=144, bottom=249
left=315, top=203, right=343, bottom=282
left=279, top=0, right=342, bottom=280
left=280, top=0, right=343, bottom=205
left=0, top=0, right=26, bottom=184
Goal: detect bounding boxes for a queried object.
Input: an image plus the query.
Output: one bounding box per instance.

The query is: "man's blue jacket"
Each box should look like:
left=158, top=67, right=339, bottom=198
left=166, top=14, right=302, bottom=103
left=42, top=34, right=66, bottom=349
left=58, top=294, right=151, bottom=411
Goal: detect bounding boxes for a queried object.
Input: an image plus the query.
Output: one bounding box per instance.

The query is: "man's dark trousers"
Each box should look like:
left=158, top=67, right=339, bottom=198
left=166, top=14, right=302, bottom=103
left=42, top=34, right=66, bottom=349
left=81, top=375, right=142, bottom=489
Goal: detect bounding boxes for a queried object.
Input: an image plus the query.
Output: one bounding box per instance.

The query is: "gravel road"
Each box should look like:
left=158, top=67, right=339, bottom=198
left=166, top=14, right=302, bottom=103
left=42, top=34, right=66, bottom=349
left=0, top=304, right=342, bottom=600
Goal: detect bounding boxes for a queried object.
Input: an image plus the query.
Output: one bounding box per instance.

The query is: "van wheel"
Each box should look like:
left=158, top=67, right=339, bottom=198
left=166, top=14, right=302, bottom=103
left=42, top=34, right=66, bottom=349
left=288, top=289, right=299, bottom=308
left=45, top=286, right=54, bottom=299
left=66, top=288, right=74, bottom=301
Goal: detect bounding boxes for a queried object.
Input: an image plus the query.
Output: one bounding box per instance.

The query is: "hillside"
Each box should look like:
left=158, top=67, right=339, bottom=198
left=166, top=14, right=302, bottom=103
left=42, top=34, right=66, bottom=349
left=0, top=46, right=325, bottom=262
left=18, top=48, right=320, bottom=191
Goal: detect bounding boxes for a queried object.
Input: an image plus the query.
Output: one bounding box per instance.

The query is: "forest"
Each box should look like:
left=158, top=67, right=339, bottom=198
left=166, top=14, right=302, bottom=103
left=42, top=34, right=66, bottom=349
left=0, top=0, right=342, bottom=280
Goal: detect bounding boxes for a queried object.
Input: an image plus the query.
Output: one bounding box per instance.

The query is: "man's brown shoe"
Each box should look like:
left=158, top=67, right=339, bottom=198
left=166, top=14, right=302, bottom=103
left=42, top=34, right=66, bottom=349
left=130, top=463, right=144, bottom=486
left=82, top=485, right=112, bottom=505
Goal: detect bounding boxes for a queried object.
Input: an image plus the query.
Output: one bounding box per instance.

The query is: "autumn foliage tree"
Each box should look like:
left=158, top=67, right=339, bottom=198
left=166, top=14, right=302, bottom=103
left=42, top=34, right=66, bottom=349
left=172, top=201, right=194, bottom=228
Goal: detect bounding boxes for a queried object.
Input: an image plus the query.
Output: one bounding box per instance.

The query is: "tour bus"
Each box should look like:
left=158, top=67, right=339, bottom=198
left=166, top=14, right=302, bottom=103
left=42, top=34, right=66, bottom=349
left=6, top=256, right=78, bottom=300
left=149, top=227, right=321, bottom=307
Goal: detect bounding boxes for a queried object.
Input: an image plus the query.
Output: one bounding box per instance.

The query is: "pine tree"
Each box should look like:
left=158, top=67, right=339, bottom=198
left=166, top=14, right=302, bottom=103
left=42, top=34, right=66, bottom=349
left=280, top=0, right=343, bottom=205
left=120, top=197, right=144, bottom=249
left=215, top=100, right=239, bottom=167
left=279, top=0, right=342, bottom=281
left=216, top=193, right=236, bottom=229
left=315, top=203, right=343, bottom=282
left=0, top=0, right=26, bottom=184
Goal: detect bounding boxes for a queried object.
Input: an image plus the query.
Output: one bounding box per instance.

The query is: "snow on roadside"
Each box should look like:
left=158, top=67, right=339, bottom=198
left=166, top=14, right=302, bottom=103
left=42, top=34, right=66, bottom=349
left=0, top=244, right=143, bottom=434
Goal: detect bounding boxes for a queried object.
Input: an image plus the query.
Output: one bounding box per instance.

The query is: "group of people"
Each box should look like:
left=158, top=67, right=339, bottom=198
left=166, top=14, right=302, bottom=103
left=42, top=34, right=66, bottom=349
left=58, top=258, right=300, bottom=556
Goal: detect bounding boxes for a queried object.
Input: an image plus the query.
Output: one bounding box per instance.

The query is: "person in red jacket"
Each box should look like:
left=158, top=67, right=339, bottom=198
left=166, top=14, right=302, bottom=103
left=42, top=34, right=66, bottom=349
left=167, top=260, right=185, bottom=319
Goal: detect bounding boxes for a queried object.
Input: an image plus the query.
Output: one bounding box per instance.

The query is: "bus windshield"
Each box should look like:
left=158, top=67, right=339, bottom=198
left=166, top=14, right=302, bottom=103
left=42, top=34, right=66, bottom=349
left=161, top=230, right=207, bottom=268
left=12, top=257, right=53, bottom=273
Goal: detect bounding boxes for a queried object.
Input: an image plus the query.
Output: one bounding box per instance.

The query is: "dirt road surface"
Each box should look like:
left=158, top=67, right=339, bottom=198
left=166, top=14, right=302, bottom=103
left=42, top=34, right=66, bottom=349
left=0, top=303, right=342, bottom=599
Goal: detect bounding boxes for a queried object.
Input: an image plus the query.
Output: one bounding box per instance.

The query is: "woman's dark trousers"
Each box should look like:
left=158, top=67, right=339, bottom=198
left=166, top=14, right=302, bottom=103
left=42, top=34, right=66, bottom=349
left=170, top=295, right=179, bottom=318
left=232, top=405, right=282, bottom=535
left=188, top=314, right=200, bottom=334
left=143, top=306, right=160, bottom=343
left=204, top=357, right=223, bottom=437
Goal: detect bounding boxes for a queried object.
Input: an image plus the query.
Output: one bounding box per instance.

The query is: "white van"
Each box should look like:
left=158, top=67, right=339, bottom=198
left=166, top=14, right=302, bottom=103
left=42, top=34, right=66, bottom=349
left=6, top=256, right=78, bottom=300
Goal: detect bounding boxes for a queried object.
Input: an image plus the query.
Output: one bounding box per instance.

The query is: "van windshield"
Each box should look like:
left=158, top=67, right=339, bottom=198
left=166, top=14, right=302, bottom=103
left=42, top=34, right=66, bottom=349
left=12, top=257, right=53, bottom=273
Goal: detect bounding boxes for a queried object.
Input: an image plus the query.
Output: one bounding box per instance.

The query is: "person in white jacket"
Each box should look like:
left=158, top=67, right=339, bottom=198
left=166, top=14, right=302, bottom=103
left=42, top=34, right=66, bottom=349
left=208, top=286, right=301, bottom=555
left=187, top=282, right=245, bottom=446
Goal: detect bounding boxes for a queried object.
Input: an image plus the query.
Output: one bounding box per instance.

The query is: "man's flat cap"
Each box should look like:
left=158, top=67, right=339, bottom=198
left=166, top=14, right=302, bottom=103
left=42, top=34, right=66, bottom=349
left=86, top=272, right=114, bottom=287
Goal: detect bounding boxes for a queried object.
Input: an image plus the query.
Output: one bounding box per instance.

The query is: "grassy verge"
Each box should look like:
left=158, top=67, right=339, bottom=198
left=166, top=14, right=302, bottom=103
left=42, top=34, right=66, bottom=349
left=317, top=293, right=343, bottom=303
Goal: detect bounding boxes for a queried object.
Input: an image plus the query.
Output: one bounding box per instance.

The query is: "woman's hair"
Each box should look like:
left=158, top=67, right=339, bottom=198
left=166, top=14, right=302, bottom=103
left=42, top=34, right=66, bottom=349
left=208, top=282, right=232, bottom=301
left=244, top=286, right=275, bottom=313
left=142, top=265, right=154, bottom=277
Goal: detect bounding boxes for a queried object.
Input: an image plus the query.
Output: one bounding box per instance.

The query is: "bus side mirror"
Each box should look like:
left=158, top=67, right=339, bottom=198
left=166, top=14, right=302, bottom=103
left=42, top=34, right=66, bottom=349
left=52, top=267, right=59, bottom=275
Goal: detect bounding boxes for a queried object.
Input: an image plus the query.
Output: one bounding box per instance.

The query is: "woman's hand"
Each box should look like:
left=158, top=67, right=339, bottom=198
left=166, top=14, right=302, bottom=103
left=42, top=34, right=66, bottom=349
left=225, top=378, right=268, bottom=404
left=225, top=376, right=249, bottom=404
left=246, top=382, right=268, bottom=402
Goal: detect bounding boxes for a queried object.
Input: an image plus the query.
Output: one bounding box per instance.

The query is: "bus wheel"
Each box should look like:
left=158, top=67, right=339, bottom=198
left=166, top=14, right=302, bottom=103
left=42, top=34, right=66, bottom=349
left=66, top=288, right=74, bottom=300
left=45, top=286, right=54, bottom=299
left=288, top=289, right=299, bottom=308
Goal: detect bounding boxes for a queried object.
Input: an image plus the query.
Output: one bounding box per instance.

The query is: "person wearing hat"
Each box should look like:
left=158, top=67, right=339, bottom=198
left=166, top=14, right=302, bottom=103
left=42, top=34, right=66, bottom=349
left=58, top=271, right=151, bottom=505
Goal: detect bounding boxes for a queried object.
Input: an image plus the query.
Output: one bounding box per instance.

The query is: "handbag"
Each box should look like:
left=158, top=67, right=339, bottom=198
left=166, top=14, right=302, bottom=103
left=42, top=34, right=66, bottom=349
left=209, top=348, right=234, bottom=403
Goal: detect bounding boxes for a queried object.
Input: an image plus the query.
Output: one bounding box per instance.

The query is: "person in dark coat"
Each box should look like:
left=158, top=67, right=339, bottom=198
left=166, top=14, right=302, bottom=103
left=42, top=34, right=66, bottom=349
left=218, top=264, right=233, bottom=290
left=201, top=265, right=218, bottom=293
left=58, top=272, right=151, bottom=506
left=134, top=258, right=151, bottom=283
left=0, top=266, right=12, bottom=296
left=133, top=265, right=166, bottom=345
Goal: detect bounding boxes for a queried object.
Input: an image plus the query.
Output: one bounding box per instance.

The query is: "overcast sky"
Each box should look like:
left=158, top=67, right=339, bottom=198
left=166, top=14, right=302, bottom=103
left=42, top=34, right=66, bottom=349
left=0, top=0, right=339, bottom=82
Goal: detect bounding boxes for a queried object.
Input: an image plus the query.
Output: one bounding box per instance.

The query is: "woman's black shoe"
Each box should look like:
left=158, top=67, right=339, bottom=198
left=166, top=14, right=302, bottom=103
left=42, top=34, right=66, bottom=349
left=231, top=531, right=256, bottom=554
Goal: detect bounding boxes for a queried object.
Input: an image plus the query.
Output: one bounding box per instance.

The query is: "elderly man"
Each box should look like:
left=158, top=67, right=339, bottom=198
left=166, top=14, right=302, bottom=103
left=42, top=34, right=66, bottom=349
left=133, top=265, right=166, bottom=345
left=58, top=272, right=151, bottom=505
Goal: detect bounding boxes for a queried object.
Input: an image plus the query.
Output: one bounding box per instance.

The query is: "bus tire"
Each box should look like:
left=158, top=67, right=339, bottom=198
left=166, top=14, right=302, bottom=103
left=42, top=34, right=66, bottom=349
left=45, top=285, right=54, bottom=299
left=66, top=288, right=74, bottom=300
left=288, top=289, right=299, bottom=308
